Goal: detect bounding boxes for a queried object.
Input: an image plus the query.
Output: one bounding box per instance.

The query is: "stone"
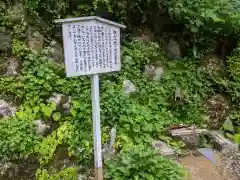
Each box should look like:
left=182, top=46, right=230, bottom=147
left=145, top=65, right=164, bottom=81
left=220, top=149, right=240, bottom=180
left=33, top=119, right=51, bottom=135
left=153, top=67, right=164, bottom=81
left=169, top=126, right=206, bottom=148
left=133, top=28, right=154, bottom=42
left=0, top=162, right=12, bottom=175
left=27, top=31, right=44, bottom=51
left=62, top=96, right=71, bottom=109
left=152, top=140, right=176, bottom=159
left=47, top=146, right=78, bottom=171
left=102, top=127, right=116, bottom=161
left=0, top=32, right=12, bottom=53
left=207, top=131, right=238, bottom=152
left=49, top=41, right=64, bottom=63
left=167, top=39, right=182, bottom=59
left=6, top=57, right=19, bottom=76
left=0, top=56, right=6, bottom=75
left=78, top=174, right=87, bottom=180
left=201, top=54, right=224, bottom=74
left=0, top=100, right=17, bottom=119
left=48, top=93, right=64, bottom=106
left=145, top=65, right=155, bottom=76
left=0, top=156, right=39, bottom=180
left=48, top=94, right=71, bottom=115
left=204, top=94, right=230, bottom=129
left=123, top=80, right=137, bottom=96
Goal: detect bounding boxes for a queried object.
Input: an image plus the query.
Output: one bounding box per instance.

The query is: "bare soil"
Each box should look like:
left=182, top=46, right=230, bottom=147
left=180, top=154, right=235, bottom=180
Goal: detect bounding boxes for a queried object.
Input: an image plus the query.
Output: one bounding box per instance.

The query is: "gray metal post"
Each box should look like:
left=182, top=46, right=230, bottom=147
left=91, top=74, right=103, bottom=180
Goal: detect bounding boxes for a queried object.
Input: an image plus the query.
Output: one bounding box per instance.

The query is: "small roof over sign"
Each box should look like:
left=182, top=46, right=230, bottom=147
left=54, top=16, right=126, bottom=29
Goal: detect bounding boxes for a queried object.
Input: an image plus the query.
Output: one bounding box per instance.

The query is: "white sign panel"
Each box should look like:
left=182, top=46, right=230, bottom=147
left=62, top=20, right=121, bottom=77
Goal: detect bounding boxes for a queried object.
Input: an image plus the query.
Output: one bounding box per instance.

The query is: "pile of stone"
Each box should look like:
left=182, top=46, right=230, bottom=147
left=220, top=149, right=240, bottom=180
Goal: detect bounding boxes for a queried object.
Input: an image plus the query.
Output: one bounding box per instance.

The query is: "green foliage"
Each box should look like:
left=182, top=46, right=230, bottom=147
left=168, top=0, right=240, bottom=36
left=235, top=134, right=240, bottom=144
left=228, top=46, right=240, bottom=82
left=36, top=167, right=78, bottom=180
left=120, top=40, right=212, bottom=123
left=1, top=0, right=240, bottom=178
left=0, top=117, right=40, bottom=160
left=0, top=2, right=28, bottom=38
left=230, top=112, right=240, bottom=133
left=35, top=121, right=76, bottom=164
left=1, top=38, right=213, bottom=165
left=166, top=0, right=240, bottom=55
left=105, top=146, right=185, bottom=180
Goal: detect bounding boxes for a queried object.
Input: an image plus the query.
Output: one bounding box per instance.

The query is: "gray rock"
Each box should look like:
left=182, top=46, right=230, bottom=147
left=204, top=94, right=230, bottom=129
left=0, top=56, right=6, bottom=75
left=167, top=39, right=181, bottom=58
left=102, top=127, right=116, bottom=161
left=33, top=119, right=50, bottom=135
left=109, top=127, right=117, bottom=148
left=78, top=174, right=87, bottom=180
left=48, top=94, right=71, bottom=115
left=48, top=93, right=64, bottom=106
left=169, top=126, right=206, bottom=148
left=123, top=80, right=137, bottom=96
left=0, top=162, right=12, bottom=175
left=0, top=156, right=39, bottom=180
left=6, top=57, right=19, bottom=76
left=153, top=67, right=164, bottom=81
left=49, top=41, right=64, bottom=63
left=201, top=54, right=224, bottom=74
left=145, top=65, right=155, bottom=76
left=0, top=100, right=17, bottom=119
left=134, top=29, right=154, bottom=42
left=0, top=32, right=12, bottom=53
left=27, top=31, right=44, bottom=51
left=207, top=131, right=238, bottom=152
left=62, top=96, right=71, bottom=109
left=145, top=65, right=164, bottom=81
left=220, top=149, right=240, bottom=180
left=135, top=34, right=153, bottom=42
left=152, top=140, right=176, bottom=159
left=180, top=134, right=199, bottom=149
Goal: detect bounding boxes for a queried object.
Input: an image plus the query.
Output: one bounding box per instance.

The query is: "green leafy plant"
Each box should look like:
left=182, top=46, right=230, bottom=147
left=36, top=122, right=74, bottom=164
left=36, top=167, right=78, bottom=180
left=168, top=0, right=240, bottom=35
left=0, top=117, right=40, bottom=160
left=105, top=146, right=185, bottom=180
left=228, top=46, right=240, bottom=82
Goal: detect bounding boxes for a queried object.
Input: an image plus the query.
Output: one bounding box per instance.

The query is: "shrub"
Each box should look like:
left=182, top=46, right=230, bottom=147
left=105, top=146, right=185, bottom=180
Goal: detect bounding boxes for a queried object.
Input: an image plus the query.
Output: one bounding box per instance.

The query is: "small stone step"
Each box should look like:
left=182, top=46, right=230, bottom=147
left=207, top=131, right=238, bottom=152
left=170, top=127, right=206, bottom=136
left=169, top=126, right=206, bottom=148
left=152, top=140, right=177, bottom=159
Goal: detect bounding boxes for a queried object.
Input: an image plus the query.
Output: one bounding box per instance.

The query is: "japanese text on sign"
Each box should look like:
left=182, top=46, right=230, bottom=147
left=62, top=21, right=121, bottom=77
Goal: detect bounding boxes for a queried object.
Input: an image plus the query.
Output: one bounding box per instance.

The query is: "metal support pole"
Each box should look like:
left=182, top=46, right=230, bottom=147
left=91, top=74, right=103, bottom=180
